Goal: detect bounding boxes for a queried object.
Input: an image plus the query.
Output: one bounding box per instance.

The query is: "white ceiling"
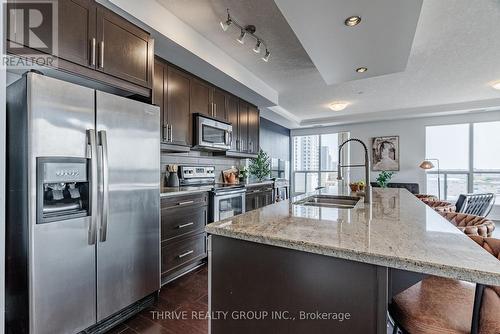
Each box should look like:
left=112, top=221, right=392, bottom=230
left=274, top=0, right=422, bottom=85
left=156, top=0, right=500, bottom=127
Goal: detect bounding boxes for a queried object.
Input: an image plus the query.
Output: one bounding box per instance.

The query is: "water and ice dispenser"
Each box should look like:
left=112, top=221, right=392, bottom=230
left=37, top=157, right=90, bottom=223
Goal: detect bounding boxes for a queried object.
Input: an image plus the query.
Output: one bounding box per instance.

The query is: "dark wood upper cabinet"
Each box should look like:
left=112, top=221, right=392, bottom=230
left=58, top=0, right=96, bottom=68
left=212, top=88, right=228, bottom=122
left=190, top=79, right=212, bottom=117
left=153, top=58, right=166, bottom=141
left=247, top=104, right=260, bottom=154
left=167, top=66, right=191, bottom=146
left=96, top=5, right=153, bottom=89
left=238, top=100, right=249, bottom=153
left=6, top=0, right=153, bottom=98
left=227, top=95, right=239, bottom=151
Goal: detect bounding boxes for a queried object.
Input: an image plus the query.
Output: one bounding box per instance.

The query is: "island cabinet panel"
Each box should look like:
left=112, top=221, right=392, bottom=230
left=209, top=235, right=388, bottom=334
left=160, top=192, right=208, bottom=284
left=96, top=5, right=153, bottom=89
left=6, top=0, right=153, bottom=98
left=58, top=0, right=97, bottom=68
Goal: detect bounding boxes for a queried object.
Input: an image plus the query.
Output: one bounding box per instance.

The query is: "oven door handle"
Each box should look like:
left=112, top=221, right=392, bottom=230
left=213, top=190, right=246, bottom=197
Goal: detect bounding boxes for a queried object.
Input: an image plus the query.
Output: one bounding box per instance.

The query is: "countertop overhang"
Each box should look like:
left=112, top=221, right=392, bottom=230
left=206, top=186, right=500, bottom=286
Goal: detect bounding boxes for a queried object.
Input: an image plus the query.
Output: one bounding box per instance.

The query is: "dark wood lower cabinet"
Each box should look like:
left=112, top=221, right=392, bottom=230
left=160, top=192, right=208, bottom=284
left=245, top=184, right=274, bottom=212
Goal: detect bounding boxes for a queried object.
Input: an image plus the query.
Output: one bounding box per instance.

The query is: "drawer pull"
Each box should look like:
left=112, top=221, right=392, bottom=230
left=178, top=222, right=194, bottom=229
left=177, top=200, right=194, bottom=206
left=178, top=250, right=194, bottom=259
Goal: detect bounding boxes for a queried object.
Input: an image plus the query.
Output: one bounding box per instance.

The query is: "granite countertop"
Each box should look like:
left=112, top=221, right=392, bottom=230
left=206, top=186, right=500, bottom=285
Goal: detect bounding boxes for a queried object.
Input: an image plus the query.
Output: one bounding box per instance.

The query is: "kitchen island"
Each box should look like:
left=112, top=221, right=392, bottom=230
left=205, top=187, right=500, bottom=334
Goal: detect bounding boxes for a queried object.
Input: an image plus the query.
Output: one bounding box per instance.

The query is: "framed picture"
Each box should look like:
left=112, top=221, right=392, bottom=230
left=372, top=136, right=400, bottom=171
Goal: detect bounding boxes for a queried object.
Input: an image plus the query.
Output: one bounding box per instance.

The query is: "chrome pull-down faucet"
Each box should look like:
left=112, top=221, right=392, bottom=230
left=337, top=138, right=371, bottom=203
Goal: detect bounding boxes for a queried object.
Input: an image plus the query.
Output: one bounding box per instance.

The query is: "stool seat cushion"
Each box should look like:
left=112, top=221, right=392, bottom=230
left=391, top=276, right=475, bottom=334
left=440, top=213, right=496, bottom=237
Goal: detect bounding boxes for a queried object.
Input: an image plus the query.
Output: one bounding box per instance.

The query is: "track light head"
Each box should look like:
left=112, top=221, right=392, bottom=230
left=253, top=40, right=261, bottom=53
left=237, top=30, right=246, bottom=44
left=220, top=18, right=231, bottom=31
left=262, top=49, right=270, bottom=62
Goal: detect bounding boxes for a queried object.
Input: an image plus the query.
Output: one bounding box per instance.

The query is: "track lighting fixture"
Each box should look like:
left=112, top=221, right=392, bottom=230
left=262, top=49, right=270, bottom=62
left=220, top=8, right=271, bottom=62
left=237, top=30, right=246, bottom=44
left=253, top=40, right=261, bottom=53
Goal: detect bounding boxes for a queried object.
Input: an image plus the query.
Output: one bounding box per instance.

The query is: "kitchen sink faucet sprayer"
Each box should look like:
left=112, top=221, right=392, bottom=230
left=337, top=138, right=371, bottom=203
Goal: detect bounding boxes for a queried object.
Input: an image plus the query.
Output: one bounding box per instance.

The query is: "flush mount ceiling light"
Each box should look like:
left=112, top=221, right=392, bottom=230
left=491, top=81, right=500, bottom=90
left=329, top=101, right=349, bottom=111
left=356, top=67, right=367, bottom=73
left=345, top=15, right=361, bottom=27
left=220, top=8, right=271, bottom=62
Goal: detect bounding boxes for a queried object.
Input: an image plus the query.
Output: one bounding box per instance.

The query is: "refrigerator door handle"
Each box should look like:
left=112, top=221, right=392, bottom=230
left=87, top=129, right=98, bottom=245
left=98, top=130, right=109, bottom=242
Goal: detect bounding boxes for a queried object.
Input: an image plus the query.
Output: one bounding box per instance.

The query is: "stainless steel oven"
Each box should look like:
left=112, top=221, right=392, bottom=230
left=193, top=114, right=232, bottom=151
left=211, top=188, right=246, bottom=222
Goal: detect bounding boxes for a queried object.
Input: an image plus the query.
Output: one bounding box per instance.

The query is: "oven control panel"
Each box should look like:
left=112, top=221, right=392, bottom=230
left=179, top=165, right=215, bottom=179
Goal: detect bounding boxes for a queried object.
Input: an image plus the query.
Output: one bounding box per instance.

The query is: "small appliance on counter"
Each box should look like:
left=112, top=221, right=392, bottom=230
left=178, top=165, right=246, bottom=222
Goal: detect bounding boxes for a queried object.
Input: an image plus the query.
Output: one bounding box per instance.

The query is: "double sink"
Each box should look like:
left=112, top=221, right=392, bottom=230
left=294, top=195, right=361, bottom=209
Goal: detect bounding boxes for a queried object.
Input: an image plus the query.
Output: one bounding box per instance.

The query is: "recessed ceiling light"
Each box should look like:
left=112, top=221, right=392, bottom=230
left=356, top=67, right=367, bottom=73
left=491, top=81, right=500, bottom=90
left=329, top=102, right=349, bottom=111
left=345, top=16, right=361, bottom=27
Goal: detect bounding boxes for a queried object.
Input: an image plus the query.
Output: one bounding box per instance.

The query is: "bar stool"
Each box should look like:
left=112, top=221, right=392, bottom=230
left=440, top=212, right=495, bottom=237
left=415, top=194, right=438, bottom=202
left=423, top=199, right=456, bottom=213
left=390, top=236, right=500, bottom=334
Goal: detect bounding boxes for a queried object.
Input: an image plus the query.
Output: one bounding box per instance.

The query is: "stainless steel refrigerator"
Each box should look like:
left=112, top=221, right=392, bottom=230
left=6, top=72, right=160, bottom=334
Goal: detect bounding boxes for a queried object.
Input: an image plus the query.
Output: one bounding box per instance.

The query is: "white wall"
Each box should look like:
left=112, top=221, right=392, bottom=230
left=291, top=110, right=500, bottom=193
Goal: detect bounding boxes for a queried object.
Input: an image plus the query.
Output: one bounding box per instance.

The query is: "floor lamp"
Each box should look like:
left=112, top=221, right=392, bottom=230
left=419, top=158, right=441, bottom=199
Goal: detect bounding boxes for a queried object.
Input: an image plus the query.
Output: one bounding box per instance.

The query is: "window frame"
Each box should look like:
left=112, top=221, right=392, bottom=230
left=291, top=132, right=348, bottom=195
left=425, top=122, right=500, bottom=201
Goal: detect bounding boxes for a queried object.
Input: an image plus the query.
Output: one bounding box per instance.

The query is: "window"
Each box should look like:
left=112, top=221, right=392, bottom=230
left=292, top=133, right=344, bottom=195
left=425, top=122, right=500, bottom=207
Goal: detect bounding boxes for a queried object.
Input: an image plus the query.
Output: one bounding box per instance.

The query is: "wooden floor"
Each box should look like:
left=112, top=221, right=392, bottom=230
left=107, top=265, right=208, bottom=334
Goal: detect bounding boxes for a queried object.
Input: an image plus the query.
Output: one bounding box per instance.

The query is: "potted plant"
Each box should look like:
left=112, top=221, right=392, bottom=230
left=376, top=171, right=395, bottom=188
left=249, top=149, right=271, bottom=182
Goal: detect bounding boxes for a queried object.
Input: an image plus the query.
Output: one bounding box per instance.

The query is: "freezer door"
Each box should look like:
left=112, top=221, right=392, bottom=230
left=96, top=91, right=160, bottom=321
left=27, top=73, right=97, bottom=334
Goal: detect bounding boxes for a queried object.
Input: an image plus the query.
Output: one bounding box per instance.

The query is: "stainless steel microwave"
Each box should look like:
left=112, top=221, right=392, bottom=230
left=193, top=114, right=232, bottom=151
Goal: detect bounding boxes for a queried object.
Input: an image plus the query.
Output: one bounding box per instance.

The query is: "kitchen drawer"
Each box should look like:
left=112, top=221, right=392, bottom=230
left=161, top=233, right=206, bottom=279
left=161, top=205, right=207, bottom=241
left=161, top=192, right=208, bottom=210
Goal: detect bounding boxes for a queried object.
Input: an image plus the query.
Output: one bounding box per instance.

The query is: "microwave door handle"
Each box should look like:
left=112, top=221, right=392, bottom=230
left=98, top=130, right=109, bottom=242
left=87, top=129, right=98, bottom=245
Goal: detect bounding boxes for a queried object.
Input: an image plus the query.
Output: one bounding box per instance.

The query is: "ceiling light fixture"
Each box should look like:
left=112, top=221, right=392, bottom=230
left=220, top=8, right=271, bottom=62
left=356, top=67, right=367, bottom=73
left=253, top=40, right=261, bottom=53
left=262, top=49, right=270, bottom=62
left=329, top=102, right=349, bottom=111
left=345, top=15, right=361, bottom=27
left=491, top=81, right=500, bottom=90
left=237, top=30, right=246, bottom=44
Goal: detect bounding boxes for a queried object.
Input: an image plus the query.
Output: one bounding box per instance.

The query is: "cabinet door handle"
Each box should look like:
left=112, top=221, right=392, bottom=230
left=178, top=222, right=194, bottom=229
left=162, top=125, right=167, bottom=141
left=169, top=124, right=173, bottom=142
left=178, top=250, right=194, bottom=259
left=177, top=200, right=194, bottom=206
left=91, top=38, right=96, bottom=66
left=214, top=103, right=217, bottom=117
left=99, top=41, right=104, bottom=68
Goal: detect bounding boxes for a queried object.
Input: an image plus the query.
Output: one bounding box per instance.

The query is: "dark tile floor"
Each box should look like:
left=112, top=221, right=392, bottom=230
left=107, top=265, right=208, bottom=334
